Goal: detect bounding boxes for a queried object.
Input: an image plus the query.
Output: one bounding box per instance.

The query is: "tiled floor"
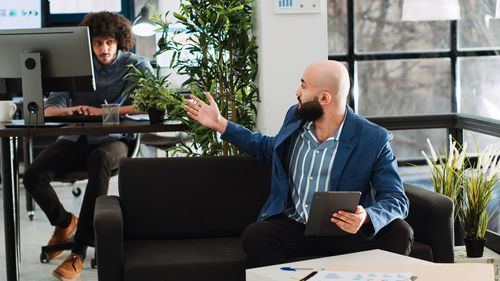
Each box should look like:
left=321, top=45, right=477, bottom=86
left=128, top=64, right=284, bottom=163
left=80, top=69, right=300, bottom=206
left=0, top=178, right=119, bottom=281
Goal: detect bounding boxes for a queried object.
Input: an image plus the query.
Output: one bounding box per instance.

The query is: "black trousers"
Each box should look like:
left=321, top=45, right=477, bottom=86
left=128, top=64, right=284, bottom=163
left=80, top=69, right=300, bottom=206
left=241, top=214, right=414, bottom=267
left=23, top=137, right=129, bottom=254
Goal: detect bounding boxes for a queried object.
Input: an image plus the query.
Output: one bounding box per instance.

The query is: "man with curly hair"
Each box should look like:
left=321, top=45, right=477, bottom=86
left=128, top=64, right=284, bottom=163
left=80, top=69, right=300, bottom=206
left=22, top=11, right=152, bottom=280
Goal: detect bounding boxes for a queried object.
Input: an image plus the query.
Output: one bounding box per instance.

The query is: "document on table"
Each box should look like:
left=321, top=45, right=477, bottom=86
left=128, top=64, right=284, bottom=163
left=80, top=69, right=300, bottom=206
left=307, top=271, right=412, bottom=281
left=305, top=263, right=496, bottom=281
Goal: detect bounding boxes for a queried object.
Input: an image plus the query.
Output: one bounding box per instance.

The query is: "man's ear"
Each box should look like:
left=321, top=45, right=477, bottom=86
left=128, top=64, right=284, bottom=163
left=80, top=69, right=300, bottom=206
left=320, top=91, right=332, bottom=105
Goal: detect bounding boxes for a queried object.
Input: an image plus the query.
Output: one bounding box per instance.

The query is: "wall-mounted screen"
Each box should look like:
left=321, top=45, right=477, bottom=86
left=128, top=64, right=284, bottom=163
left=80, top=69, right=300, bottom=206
left=0, top=0, right=42, bottom=30
left=49, top=0, right=121, bottom=14
left=46, top=0, right=133, bottom=26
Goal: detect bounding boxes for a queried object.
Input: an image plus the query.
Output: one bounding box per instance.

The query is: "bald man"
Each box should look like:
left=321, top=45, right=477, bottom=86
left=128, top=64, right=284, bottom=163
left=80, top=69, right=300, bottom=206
left=184, top=61, right=413, bottom=267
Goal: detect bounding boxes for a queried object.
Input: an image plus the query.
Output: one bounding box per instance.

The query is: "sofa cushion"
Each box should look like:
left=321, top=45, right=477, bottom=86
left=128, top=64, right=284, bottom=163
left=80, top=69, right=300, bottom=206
left=118, top=157, right=271, bottom=240
left=124, top=238, right=247, bottom=281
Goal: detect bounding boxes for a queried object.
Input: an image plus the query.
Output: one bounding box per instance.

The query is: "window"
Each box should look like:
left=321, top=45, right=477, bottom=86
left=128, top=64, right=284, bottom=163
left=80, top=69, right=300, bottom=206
left=357, top=58, right=451, bottom=116
left=354, top=0, right=449, bottom=54
left=327, top=0, right=500, bottom=156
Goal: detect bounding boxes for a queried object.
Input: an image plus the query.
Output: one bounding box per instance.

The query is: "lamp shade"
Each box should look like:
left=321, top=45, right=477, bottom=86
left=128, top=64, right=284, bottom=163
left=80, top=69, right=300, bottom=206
left=402, top=0, right=460, bottom=21
left=131, top=5, right=156, bottom=37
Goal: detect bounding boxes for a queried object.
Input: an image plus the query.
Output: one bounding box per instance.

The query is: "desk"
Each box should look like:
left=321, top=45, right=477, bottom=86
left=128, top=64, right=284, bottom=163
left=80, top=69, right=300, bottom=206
left=0, top=120, right=187, bottom=281
left=246, top=249, right=430, bottom=281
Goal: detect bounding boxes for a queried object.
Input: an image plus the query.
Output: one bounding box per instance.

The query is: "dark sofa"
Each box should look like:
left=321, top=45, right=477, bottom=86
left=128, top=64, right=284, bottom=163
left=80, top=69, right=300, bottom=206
left=94, top=156, right=454, bottom=281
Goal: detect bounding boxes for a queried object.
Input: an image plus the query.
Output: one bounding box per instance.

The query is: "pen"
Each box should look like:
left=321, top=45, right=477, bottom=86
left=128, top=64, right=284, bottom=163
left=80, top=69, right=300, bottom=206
left=280, top=266, right=322, bottom=271
left=300, top=271, right=318, bottom=281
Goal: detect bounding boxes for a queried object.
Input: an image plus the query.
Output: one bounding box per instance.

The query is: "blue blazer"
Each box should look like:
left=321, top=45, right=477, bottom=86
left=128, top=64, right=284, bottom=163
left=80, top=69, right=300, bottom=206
left=221, top=105, right=409, bottom=238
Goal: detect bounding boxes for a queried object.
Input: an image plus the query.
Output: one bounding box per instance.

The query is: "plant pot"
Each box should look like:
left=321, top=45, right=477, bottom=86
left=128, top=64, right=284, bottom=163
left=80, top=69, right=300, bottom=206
left=148, top=108, right=165, bottom=124
left=464, top=237, right=486, bottom=257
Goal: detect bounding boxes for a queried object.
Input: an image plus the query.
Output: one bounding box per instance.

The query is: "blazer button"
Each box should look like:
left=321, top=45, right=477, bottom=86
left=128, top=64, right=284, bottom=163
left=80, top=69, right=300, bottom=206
left=261, top=213, right=267, bottom=218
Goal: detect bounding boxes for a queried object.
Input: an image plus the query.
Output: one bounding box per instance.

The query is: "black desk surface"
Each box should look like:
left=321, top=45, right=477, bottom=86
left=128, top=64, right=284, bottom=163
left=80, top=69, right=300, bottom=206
left=0, top=120, right=188, bottom=137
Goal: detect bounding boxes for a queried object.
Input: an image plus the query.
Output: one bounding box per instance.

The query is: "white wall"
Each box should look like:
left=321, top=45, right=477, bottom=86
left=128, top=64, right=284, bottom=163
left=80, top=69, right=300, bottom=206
left=254, top=0, right=328, bottom=135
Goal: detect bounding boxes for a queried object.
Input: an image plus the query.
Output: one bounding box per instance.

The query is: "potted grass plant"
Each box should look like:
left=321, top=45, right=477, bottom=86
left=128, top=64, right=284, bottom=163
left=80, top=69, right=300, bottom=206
left=423, top=136, right=499, bottom=257
left=458, top=145, right=499, bottom=257
left=422, top=135, right=467, bottom=244
left=422, top=135, right=468, bottom=213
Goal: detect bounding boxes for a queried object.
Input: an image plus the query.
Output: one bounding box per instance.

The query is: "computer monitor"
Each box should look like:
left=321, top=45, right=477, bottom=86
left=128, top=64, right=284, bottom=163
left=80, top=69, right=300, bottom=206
left=0, top=26, right=95, bottom=126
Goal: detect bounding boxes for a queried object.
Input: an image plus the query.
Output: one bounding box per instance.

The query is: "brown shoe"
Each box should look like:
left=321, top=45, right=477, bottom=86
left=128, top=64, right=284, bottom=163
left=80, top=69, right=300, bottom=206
left=47, top=213, right=78, bottom=259
left=52, top=253, right=83, bottom=281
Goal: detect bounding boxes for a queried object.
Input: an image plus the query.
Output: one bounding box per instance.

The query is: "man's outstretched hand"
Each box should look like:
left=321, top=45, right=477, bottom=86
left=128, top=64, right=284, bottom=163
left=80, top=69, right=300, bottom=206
left=184, top=92, right=228, bottom=134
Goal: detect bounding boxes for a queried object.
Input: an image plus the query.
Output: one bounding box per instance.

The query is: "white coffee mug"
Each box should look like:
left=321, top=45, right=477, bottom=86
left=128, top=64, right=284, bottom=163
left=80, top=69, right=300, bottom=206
left=0, top=100, right=17, bottom=122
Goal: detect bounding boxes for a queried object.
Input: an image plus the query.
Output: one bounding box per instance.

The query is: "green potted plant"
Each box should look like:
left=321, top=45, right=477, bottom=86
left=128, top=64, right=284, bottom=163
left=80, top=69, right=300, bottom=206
left=422, top=135, right=467, bottom=244
left=153, top=0, right=259, bottom=156
left=423, top=136, right=499, bottom=257
left=458, top=145, right=498, bottom=257
left=125, top=65, right=181, bottom=124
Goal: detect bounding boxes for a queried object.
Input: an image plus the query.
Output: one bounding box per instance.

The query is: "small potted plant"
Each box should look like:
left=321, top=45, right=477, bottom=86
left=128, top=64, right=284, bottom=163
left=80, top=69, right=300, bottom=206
left=458, top=145, right=499, bottom=257
left=422, top=135, right=467, bottom=244
left=125, top=65, right=180, bottom=124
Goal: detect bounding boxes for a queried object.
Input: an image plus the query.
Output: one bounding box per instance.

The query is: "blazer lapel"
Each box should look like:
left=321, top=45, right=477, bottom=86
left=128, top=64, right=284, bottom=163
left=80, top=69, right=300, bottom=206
left=274, top=112, right=303, bottom=149
left=330, top=107, right=357, bottom=190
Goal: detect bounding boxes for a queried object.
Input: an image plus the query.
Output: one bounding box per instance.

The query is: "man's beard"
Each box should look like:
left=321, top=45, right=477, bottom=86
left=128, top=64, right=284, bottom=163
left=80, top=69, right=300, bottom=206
left=295, top=97, right=323, bottom=122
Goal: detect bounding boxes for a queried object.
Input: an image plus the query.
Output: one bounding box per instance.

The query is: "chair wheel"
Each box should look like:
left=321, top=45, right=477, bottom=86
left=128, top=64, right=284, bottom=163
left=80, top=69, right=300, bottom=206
left=40, top=252, right=49, bottom=263
left=72, top=187, right=82, bottom=197
left=28, top=211, right=35, bottom=221
left=91, top=258, right=97, bottom=269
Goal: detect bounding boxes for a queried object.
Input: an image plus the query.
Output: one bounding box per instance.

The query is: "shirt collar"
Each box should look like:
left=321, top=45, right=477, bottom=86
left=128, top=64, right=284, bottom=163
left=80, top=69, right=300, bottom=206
left=302, top=112, right=346, bottom=143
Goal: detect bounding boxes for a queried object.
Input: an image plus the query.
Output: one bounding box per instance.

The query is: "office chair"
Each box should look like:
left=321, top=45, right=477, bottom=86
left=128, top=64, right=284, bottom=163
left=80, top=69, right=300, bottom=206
left=37, top=135, right=141, bottom=267
left=139, top=132, right=190, bottom=157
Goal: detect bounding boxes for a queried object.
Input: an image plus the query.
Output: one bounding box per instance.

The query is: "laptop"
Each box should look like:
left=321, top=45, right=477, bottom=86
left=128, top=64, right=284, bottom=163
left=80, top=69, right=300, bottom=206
left=304, top=191, right=361, bottom=236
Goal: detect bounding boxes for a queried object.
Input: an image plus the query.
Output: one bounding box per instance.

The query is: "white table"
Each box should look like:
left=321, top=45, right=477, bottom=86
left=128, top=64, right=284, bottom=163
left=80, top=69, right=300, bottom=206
left=246, top=249, right=430, bottom=281
left=454, top=246, right=499, bottom=281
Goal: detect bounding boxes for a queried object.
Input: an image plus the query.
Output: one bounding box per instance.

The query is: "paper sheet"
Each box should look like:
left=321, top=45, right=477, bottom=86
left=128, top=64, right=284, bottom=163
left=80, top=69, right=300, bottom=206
left=307, top=271, right=412, bottom=281
left=320, top=263, right=494, bottom=281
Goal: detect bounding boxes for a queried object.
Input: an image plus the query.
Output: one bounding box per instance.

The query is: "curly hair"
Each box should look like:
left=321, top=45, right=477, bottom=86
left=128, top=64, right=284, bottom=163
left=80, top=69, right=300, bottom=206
left=79, top=11, right=134, bottom=51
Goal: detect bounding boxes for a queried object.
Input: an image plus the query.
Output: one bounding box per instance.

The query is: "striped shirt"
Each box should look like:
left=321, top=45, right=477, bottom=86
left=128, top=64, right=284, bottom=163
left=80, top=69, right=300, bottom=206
left=284, top=119, right=345, bottom=224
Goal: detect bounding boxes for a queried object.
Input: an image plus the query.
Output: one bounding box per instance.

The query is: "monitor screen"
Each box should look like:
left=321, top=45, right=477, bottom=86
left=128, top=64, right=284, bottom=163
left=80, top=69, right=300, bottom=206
left=0, top=26, right=95, bottom=125
left=0, top=0, right=42, bottom=30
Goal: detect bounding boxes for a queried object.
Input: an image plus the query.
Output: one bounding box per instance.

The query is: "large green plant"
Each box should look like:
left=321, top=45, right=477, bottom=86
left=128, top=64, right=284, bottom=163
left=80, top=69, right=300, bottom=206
left=155, top=0, right=259, bottom=156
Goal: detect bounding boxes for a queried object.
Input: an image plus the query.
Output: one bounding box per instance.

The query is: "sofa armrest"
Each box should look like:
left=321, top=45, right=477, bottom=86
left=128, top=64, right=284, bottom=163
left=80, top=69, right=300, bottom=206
left=94, top=195, right=124, bottom=281
left=404, top=183, right=454, bottom=263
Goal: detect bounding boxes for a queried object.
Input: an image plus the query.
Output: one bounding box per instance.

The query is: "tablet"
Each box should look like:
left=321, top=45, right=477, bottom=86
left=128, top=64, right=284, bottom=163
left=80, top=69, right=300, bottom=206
left=304, top=191, right=361, bottom=236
